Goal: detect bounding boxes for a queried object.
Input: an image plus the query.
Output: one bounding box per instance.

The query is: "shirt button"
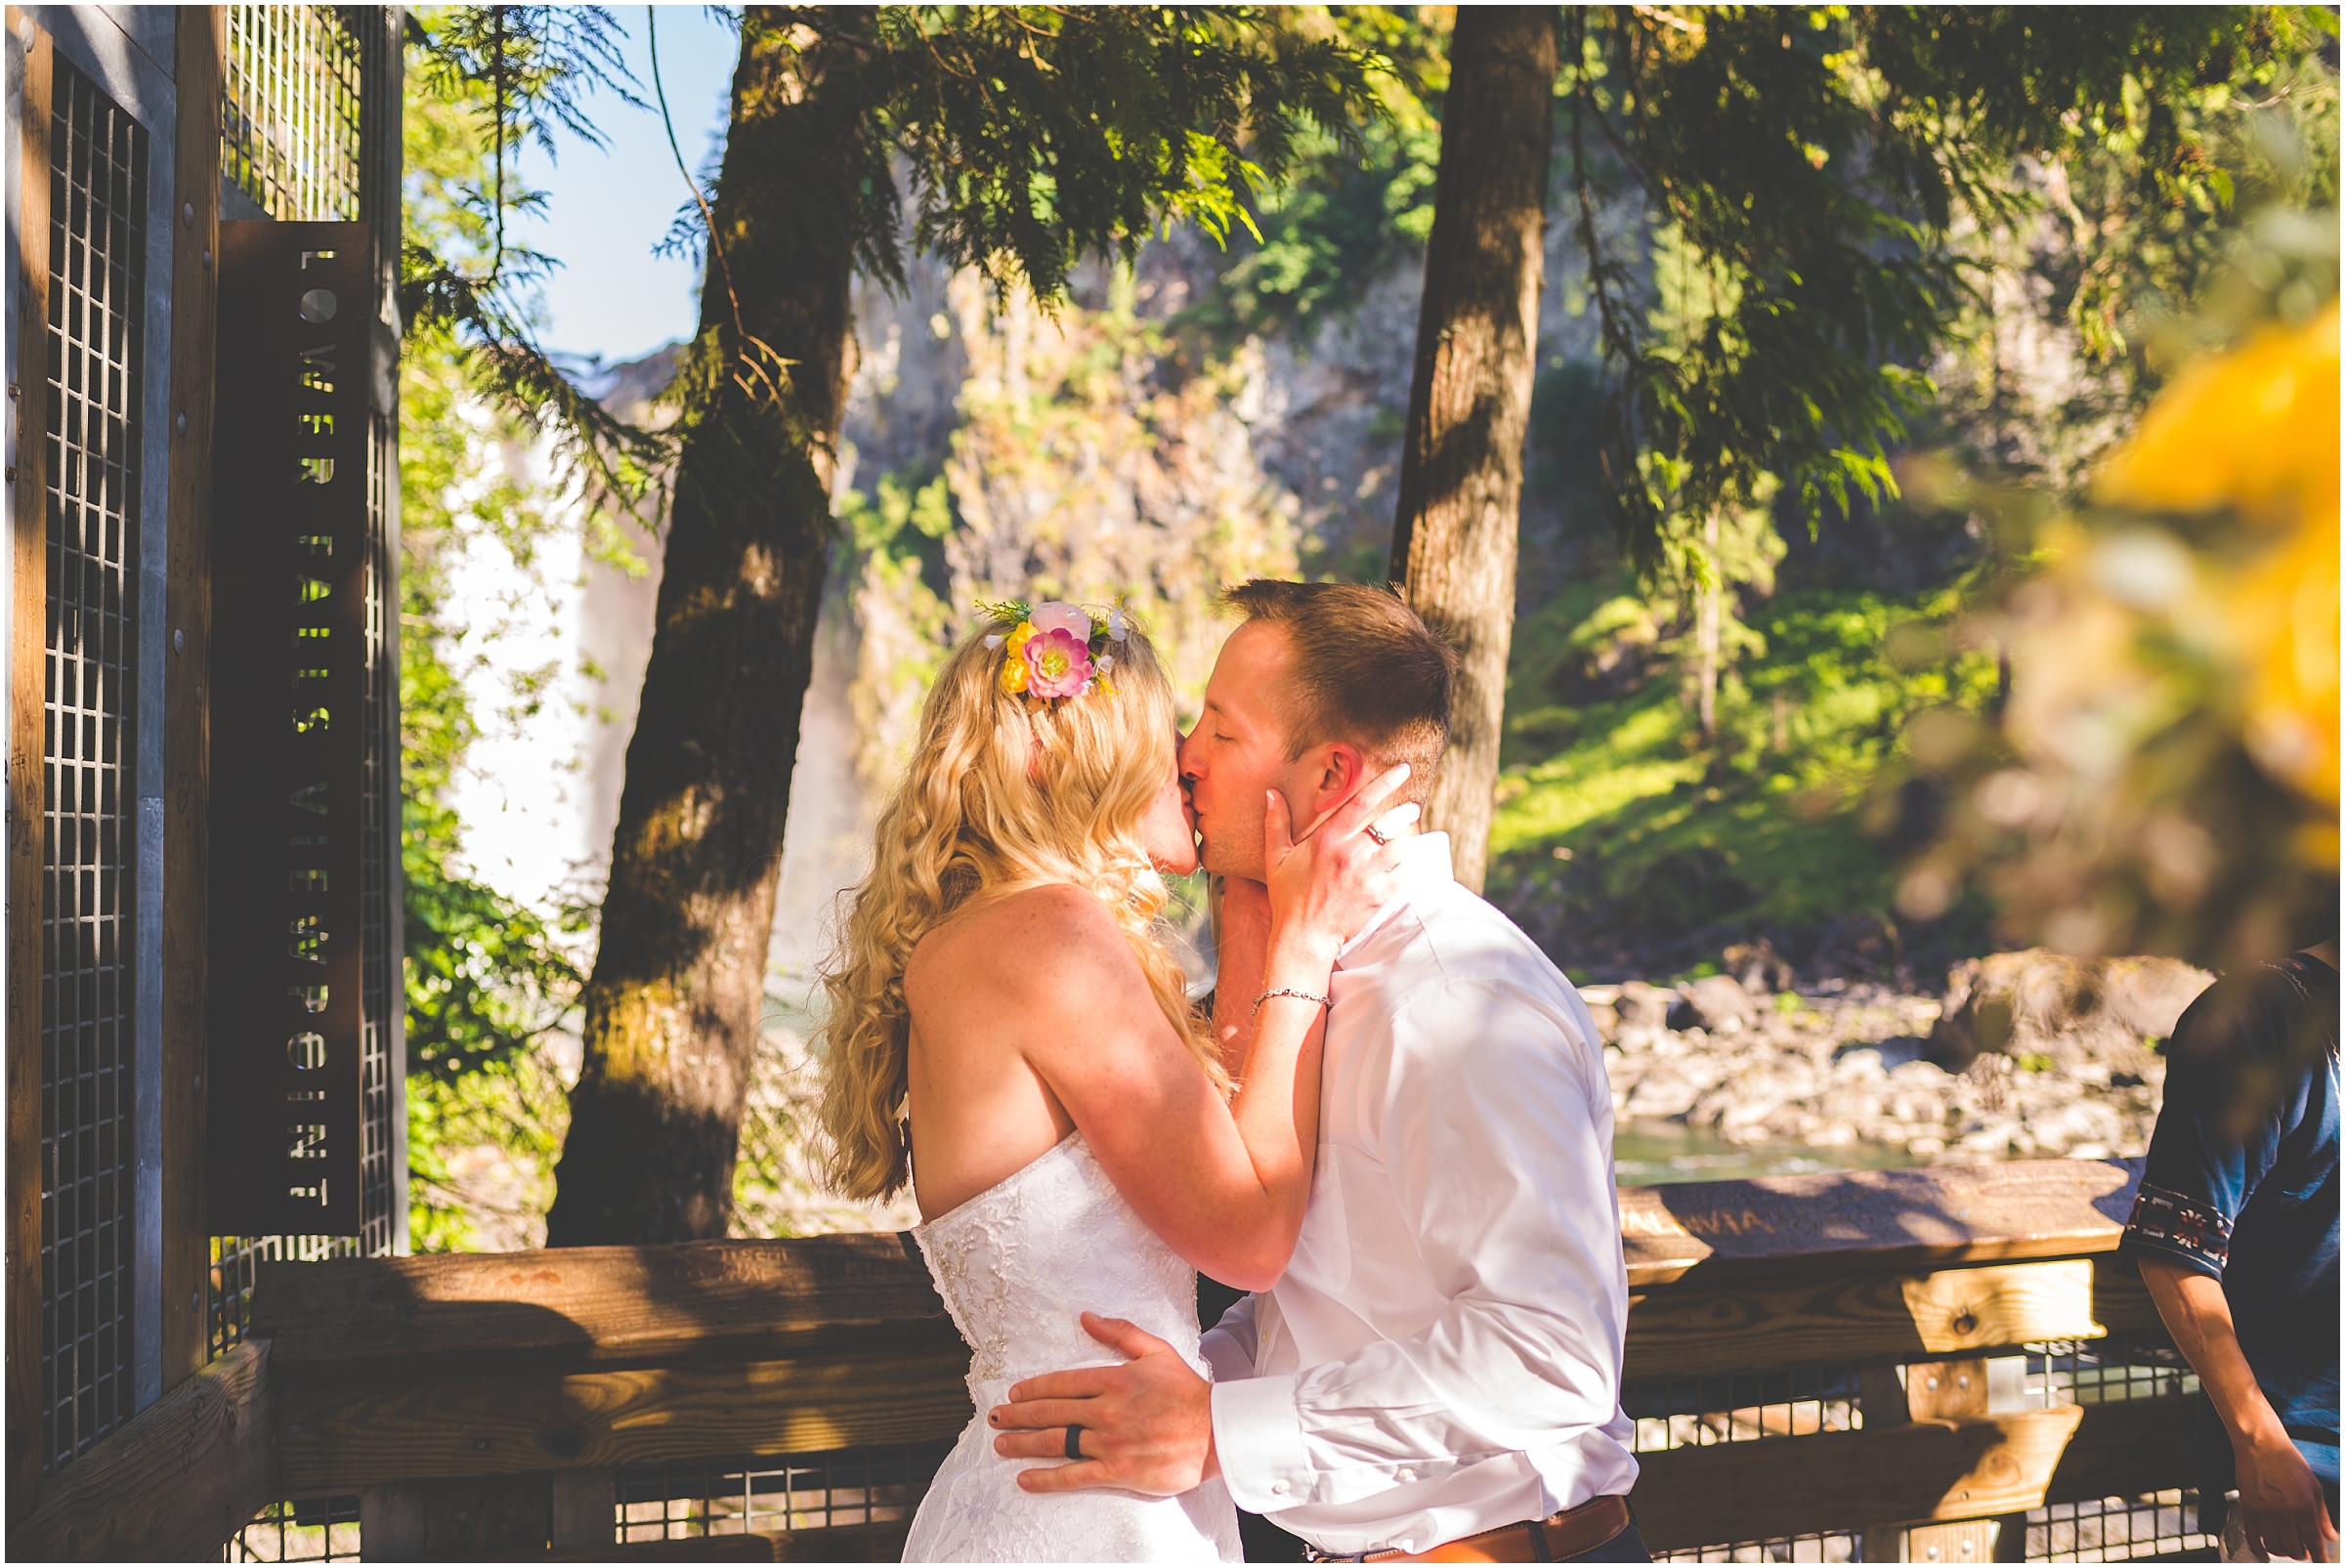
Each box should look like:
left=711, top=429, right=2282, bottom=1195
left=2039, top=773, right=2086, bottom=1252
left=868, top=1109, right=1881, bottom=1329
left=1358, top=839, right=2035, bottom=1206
left=1396, top=1467, right=1417, bottom=1484
left=1270, top=1479, right=1292, bottom=1496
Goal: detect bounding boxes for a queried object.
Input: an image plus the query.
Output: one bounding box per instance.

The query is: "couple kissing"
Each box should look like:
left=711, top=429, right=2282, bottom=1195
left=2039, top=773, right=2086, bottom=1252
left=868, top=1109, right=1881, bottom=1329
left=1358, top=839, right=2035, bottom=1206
left=817, top=579, right=1642, bottom=1563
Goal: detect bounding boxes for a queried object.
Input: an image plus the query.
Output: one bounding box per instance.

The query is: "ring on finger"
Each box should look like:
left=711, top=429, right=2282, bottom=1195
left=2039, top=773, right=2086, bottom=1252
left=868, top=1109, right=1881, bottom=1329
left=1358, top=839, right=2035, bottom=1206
left=1365, top=825, right=1390, bottom=846
left=1064, top=1423, right=1085, bottom=1462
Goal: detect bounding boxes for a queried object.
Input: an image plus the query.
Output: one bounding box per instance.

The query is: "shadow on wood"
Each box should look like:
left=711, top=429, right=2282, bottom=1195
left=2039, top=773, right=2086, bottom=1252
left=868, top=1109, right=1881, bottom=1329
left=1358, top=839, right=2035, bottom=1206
left=8, top=1340, right=276, bottom=1561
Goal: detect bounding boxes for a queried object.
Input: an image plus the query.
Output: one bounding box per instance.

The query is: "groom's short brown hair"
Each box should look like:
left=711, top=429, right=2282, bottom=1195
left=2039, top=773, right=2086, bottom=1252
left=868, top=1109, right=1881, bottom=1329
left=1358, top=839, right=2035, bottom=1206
left=1221, top=579, right=1458, bottom=795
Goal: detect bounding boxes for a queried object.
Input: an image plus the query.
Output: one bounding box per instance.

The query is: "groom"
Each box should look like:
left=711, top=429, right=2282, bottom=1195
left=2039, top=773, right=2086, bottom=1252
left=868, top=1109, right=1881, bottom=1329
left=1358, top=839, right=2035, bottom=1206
left=990, top=580, right=1646, bottom=1562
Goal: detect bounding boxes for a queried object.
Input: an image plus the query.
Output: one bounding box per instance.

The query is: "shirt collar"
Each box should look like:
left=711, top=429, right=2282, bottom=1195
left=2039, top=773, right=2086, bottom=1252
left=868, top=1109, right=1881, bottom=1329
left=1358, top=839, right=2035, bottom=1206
left=1335, top=831, right=1454, bottom=965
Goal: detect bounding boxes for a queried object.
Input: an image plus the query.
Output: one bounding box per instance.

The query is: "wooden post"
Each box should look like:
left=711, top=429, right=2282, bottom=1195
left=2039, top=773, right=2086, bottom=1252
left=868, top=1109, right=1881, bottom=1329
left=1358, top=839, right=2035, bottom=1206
left=1865, top=1356, right=1993, bottom=1561
left=357, top=1473, right=552, bottom=1559
left=549, top=1468, right=616, bottom=1552
left=163, top=1, right=226, bottom=1394
left=6, top=6, right=54, bottom=1521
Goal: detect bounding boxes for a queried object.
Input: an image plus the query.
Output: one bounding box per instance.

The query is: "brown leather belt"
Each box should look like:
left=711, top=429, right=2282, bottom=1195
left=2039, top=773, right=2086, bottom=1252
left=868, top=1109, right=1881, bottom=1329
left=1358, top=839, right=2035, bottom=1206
left=1355, top=1495, right=1633, bottom=1562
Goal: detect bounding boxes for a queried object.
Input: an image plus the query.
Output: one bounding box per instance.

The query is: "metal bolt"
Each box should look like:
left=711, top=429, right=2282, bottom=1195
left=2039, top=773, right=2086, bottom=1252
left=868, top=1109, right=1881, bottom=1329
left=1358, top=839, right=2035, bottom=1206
left=1926, top=1376, right=1940, bottom=1390
left=1957, top=1375, right=1971, bottom=1389
left=191, top=1290, right=199, bottom=1309
left=182, top=202, right=194, bottom=229
left=202, top=248, right=212, bottom=269
left=175, top=411, right=187, bottom=435
left=194, top=683, right=204, bottom=701
left=288, top=1423, right=302, bottom=1436
left=173, top=628, right=184, bottom=652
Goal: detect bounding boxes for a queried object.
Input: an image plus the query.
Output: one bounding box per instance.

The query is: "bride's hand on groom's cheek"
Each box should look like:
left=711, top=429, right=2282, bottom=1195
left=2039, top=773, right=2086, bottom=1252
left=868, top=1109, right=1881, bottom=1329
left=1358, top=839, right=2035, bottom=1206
left=987, top=1312, right=1217, bottom=1496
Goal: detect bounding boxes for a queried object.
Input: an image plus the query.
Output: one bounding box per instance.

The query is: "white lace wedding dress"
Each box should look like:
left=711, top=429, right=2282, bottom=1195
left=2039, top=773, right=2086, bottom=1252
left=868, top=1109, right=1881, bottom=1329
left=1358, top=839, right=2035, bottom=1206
left=904, top=1132, right=1243, bottom=1563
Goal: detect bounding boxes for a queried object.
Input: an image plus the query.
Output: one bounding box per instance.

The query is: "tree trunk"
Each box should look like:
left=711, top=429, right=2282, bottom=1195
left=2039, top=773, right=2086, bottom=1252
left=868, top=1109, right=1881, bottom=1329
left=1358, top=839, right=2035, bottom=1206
left=1387, top=7, right=1556, bottom=895
left=1697, top=507, right=1721, bottom=742
left=547, top=10, right=868, bottom=1245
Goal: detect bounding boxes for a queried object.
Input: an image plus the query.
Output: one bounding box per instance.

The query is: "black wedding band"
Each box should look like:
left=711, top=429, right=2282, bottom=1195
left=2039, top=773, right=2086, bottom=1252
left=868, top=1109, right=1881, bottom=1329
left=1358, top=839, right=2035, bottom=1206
left=1064, top=1423, right=1086, bottom=1462
left=1365, top=825, right=1390, bottom=846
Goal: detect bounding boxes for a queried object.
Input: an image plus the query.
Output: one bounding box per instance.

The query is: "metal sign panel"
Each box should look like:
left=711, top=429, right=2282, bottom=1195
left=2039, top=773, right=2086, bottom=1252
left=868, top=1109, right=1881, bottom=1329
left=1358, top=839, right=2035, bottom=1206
left=207, top=221, right=371, bottom=1234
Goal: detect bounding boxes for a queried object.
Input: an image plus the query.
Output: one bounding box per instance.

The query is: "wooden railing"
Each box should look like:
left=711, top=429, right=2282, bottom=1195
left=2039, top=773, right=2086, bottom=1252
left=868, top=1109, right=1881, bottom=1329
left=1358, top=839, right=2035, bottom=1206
left=10, top=1157, right=2192, bottom=1562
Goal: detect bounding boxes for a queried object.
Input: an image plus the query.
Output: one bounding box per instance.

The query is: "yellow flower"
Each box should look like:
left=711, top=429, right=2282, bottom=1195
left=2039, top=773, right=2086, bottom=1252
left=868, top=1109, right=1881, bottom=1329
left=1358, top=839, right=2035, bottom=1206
left=1000, top=654, right=1029, bottom=696
left=2227, top=509, right=2340, bottom=815
left=2095, top=301, right=2339, bottom=532
left=1091, top=675, right=1116, bottom=699
left=1004, top=621, right=1035, bottom=658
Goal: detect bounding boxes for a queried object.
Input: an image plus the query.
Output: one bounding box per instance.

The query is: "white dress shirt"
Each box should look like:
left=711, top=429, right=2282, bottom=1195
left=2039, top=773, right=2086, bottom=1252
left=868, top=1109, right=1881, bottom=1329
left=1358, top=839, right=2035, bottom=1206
left=1203, top=832, right=1639, bottom=1557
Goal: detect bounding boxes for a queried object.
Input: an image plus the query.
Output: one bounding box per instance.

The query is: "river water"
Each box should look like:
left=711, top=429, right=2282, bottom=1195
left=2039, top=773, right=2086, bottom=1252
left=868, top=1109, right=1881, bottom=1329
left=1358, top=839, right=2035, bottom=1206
left=1612, top=1120, right=1925, bottom=1186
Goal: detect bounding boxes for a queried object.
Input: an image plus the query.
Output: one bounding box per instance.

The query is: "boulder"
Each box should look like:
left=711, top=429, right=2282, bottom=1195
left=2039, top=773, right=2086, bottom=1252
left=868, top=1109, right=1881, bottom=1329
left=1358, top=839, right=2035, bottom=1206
left=1723, top=938, right=1797, bottom=994
left=1929, top=950, right=2213, bottom=1074
left=1614, top=981, right=1679, bottom=1032
left=1679, top=975, right=1761, bottom=1034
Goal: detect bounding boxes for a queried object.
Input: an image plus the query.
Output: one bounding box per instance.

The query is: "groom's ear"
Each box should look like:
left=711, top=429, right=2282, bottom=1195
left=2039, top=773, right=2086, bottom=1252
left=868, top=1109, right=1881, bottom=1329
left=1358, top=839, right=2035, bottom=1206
left=1305, top=741, right=1370, bottom=817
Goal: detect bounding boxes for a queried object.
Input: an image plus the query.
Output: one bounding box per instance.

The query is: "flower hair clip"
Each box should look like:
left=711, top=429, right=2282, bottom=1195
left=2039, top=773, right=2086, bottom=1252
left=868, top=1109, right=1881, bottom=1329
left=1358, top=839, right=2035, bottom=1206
left=976, top=598, right=1129, bottom=703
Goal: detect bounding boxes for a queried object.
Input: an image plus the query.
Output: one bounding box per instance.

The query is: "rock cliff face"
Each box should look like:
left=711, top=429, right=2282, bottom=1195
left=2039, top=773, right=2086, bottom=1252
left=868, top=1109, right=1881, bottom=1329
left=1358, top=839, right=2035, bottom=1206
left=829, top=209, right=1633, bottom=785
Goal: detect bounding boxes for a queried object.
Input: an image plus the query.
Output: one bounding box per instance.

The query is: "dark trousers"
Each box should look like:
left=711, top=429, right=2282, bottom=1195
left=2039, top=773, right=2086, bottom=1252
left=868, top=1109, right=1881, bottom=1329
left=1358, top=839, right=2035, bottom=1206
left=1242, top=1513, right=1652, bottom=1563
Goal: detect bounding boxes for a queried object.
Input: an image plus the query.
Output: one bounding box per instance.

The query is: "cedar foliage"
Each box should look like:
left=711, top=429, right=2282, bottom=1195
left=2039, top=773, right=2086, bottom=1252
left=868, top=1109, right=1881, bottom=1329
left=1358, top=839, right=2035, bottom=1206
left=1563, top=6, right=2333, bottom=567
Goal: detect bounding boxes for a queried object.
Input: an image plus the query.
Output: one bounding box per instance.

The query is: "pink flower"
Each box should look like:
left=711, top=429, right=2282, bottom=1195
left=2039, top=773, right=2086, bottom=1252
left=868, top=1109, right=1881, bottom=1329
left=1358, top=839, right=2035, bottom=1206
left=1021, top=627, right=1094, bottom=699
left=1028, top=601, right=1093, bottom=642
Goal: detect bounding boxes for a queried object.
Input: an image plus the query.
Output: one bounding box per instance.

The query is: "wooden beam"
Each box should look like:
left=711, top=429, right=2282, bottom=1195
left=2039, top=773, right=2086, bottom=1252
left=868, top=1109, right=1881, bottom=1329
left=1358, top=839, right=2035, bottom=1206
left=256, top=1164, right=2149, bottom=1374
left=1630, top=1395, right=2196, bottom=1553
left=277, top=1339, right=976, bottom=1493
left=162, top=0, right=225, bottom=1397
left=1620, top=1158, right=2141, bottom=1287
left=7, top=1338, right=277, bottom=1561
left=1625, top=1259, right=2110, bottom=1381
left=6, top=7, right=54, bottom=1521
left=254, top=1231, right=954, bottom=1370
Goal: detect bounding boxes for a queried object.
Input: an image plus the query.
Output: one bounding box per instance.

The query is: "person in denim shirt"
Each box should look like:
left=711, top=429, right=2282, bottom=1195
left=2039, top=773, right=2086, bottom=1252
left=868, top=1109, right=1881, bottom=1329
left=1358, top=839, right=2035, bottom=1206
left=2125, top=942, right=2339, bottom=1562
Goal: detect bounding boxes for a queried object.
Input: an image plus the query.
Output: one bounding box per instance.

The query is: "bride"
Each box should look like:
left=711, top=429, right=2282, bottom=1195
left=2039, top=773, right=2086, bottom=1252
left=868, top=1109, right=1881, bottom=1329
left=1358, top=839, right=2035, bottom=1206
left=817, top=600, right=1408, bottom=1562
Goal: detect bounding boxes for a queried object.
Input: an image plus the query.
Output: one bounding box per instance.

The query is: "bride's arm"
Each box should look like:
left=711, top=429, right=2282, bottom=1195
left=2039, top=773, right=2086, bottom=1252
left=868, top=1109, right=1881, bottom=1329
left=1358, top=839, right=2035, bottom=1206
left=1010, top=768, right=1408, bottom=1290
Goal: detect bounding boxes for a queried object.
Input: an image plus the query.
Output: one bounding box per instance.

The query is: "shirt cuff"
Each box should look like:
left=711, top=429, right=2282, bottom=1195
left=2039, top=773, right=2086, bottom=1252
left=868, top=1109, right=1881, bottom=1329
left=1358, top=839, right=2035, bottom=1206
left=1210, top=1372, right=1310, bottom=1513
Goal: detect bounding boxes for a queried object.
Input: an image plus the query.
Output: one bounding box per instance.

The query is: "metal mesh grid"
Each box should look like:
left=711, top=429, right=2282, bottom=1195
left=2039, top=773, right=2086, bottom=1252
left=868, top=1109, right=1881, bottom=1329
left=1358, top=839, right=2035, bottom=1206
left=222, top=6, right=363, bottom=221
left=38, top=54, right=148, bottom=1475
left=227, top=1496, right=362, bottom=1562
left=2025, top=1489, right=2215, bottom=1562
left=615, top=1444, right=953, bottom=1543
left=358, top=409, right=393, bottom=1257
left=1657, top=1533, right=1858, bottom=1564
left=208, top=1234, right=359, bottom=1359
left=2022, top=1338, right=2199, bottom=1408
left=1624, top=1364, right=1864, bottom=1451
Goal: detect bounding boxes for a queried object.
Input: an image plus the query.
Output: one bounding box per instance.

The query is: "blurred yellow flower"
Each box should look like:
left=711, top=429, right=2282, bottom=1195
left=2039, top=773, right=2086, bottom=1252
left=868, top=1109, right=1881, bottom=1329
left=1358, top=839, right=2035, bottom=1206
left=2095, top=301, right=2340, bottom=534
left=2090, top=302, right=2340, bottom=820
left=1000, top=654, right=1029, bottom=696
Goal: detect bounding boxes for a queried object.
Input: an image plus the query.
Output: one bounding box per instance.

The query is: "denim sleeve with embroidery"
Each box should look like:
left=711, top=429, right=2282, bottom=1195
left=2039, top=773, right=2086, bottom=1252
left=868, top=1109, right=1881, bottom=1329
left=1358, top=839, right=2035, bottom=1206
left=2122, top=976, right=2283, bottom=1279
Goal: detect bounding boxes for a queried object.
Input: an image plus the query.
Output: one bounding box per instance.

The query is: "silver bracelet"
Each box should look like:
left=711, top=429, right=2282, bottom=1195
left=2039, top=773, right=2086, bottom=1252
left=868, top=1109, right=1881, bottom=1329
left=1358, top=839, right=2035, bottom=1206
left=1252, top=987, right=1332, bottom=1018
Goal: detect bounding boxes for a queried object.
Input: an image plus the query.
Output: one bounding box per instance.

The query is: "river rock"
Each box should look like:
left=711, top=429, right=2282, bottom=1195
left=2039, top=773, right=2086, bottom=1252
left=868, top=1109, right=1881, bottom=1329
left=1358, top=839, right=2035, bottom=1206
left=1679, top=975, right=1762, bottom=1034
left=1615, top=981, right=1681, bottom=1032
left=1929, top=951, right=2214, bottom=1073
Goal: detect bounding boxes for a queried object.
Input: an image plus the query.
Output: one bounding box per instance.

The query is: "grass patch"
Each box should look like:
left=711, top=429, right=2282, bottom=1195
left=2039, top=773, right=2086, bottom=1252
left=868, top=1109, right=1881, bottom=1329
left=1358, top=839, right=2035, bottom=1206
left=1488, top=583, right=1999, bottom=977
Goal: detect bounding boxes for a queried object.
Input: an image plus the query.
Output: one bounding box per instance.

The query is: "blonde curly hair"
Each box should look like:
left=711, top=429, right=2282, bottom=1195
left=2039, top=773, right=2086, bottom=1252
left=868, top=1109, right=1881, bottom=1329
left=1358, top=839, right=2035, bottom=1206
left=815, top=612, right=1224, bottom=1202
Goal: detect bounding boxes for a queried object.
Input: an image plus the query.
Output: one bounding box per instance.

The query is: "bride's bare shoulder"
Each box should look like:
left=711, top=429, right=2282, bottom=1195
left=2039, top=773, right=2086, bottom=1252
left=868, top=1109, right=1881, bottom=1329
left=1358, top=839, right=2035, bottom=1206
left=906, top=884, right=1137, bottom=1010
